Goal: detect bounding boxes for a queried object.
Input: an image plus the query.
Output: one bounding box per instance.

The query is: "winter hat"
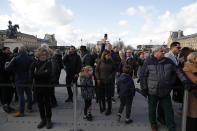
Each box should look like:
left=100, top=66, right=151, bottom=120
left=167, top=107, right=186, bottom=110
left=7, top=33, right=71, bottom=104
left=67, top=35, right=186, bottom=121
left=80, top=46, right=87, bottom=52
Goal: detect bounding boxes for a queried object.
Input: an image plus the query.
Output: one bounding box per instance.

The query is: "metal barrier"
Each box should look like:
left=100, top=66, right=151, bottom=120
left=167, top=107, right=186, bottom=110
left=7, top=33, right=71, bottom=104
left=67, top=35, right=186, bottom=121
left=0, top=83, right=90, bottom=131
left=70, top=83, right=84, bottom=131
left=181, top=89, right=188, bottom=131
left=0, top=82, right=195, bottom=131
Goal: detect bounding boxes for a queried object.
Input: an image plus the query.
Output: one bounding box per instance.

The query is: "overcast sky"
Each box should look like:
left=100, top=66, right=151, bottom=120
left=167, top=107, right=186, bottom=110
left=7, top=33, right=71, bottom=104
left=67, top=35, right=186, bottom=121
left=0, top=0, right=197, bottom=48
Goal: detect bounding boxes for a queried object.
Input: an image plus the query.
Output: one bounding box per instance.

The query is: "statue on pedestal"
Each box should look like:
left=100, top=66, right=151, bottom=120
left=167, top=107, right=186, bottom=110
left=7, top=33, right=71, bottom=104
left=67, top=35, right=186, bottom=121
left=6, top=20, right=19, bottom=39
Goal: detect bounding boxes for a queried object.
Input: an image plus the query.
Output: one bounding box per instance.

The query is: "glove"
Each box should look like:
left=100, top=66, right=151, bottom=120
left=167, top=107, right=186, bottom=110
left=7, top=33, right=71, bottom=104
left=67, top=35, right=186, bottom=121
left=184, top=83, right=192, bottom=91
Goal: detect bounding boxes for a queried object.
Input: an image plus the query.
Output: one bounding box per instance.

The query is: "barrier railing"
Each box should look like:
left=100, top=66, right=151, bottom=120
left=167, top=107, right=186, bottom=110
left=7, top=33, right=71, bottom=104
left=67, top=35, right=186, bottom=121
left=0, top=83, right=89, bottom=131
left=0, top=83, right=196, bottom=131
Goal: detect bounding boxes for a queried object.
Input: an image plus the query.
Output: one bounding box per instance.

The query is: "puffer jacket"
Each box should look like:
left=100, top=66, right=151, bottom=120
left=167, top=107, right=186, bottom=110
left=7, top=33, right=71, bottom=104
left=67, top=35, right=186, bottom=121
left=79, top=74, right=95, bottom=100
left=140, top=55, right=189, bottom=97
left=117, top=73, right=135, bottom=97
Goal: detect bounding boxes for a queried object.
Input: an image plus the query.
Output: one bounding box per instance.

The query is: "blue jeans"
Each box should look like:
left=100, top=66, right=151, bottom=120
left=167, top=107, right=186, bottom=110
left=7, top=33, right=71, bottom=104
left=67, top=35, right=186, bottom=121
left=16, top=86, right=32, bottom=113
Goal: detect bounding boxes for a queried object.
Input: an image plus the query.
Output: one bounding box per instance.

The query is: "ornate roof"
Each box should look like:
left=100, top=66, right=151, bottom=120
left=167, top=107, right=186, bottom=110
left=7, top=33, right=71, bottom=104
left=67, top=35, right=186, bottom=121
left=177, top=33, right=197, bottom=40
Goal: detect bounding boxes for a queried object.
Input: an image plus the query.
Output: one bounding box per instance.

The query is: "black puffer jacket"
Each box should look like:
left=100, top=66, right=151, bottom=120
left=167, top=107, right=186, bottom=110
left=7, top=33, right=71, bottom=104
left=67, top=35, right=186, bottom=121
left=140, top=55, right=189, bottom=97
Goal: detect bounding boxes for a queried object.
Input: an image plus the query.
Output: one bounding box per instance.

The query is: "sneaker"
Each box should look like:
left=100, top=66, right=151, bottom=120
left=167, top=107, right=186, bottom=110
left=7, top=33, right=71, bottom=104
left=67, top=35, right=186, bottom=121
left=87, top=113, right=93, bottom=121
left=13, top=112, right=24, bottom=117
left=37, top=120, right=46, bottom=129
left=117, top=113, right=121, bottom=122
left=3, top=105, right=11, bottom=113
left=46, top=120, right=52, bottom=129
left=151, top=124, right=158, bottom=131
left=83, top=115, right=87, bottom=119
left=65, top=98, right=73, bottom=103
left=26, top=109, right=33, bottom=113
left=125, top=119, right=133, bottom=124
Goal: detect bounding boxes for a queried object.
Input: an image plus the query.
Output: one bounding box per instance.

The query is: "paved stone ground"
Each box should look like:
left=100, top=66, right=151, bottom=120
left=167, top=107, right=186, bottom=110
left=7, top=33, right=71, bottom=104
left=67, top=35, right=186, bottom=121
left=0, top=70, right=182, bottom=131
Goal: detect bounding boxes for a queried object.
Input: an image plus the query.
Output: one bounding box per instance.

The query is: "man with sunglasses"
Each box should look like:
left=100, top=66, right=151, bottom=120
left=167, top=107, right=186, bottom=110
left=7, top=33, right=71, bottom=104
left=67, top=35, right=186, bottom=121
left=165, top=42, right=181, bottom=66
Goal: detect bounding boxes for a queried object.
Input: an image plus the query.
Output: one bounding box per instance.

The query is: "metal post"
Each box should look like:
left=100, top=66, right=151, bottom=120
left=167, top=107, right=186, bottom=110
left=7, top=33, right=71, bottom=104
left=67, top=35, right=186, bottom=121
left=181, top=89, right=189, bottom=131
left=70, top=83, right=83, bottom=131
left=73, top=83, right=77, bottom=131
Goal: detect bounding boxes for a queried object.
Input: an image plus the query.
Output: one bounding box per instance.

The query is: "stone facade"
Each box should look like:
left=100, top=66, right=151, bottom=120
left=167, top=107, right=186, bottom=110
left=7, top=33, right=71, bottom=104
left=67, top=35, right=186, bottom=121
left=0, top=30, right=57, bottom=50
left=137, top=44, right=167, bottom=50
left=167, top=30, right=197, bottom=50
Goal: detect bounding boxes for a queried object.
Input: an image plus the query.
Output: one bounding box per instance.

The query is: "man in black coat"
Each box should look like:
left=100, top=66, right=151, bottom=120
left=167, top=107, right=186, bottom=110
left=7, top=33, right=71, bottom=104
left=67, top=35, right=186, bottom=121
left=63, top=46, right=81, bottom=102
left=0, top=47, right=14, bottom=113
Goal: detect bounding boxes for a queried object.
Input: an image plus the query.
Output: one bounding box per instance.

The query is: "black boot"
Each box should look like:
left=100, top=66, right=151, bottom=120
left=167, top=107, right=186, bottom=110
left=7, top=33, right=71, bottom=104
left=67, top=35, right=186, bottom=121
left=37, top=120, right=46, bottom=129
left=46, top=119, right=52, bottom=129
left=87, top=113, right=93, bottom=121
left=65, top=98, right=73, bottom=102
left=125, top=118, right=133, bottom=124
left=105, top=109, right=111, bottom=116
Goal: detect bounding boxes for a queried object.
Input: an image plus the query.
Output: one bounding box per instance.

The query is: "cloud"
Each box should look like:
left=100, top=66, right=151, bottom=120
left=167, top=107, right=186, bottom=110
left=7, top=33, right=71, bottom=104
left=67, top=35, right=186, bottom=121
left=0, top=0, right=75, bottom=46
left=123, top=2, right=197, bottom=48
left=126, top=7, right=136, bottom=16
left=118, top=20, right=128, bottom=26
left=9, top=0, right=73, bottom=26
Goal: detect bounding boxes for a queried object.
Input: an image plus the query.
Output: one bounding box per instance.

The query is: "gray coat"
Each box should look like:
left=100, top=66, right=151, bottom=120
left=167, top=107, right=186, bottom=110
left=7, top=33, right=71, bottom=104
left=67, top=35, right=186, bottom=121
left=165, top=51, right=179, bottom=66
left=140, top=55, right=189, bottom=97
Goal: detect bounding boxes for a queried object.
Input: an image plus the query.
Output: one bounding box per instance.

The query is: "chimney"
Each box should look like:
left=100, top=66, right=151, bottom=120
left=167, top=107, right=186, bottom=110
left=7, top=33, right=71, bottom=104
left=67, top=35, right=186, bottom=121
left=170, top=31, right=178, bottom=39
left=178, top=30, right=183, bottom=38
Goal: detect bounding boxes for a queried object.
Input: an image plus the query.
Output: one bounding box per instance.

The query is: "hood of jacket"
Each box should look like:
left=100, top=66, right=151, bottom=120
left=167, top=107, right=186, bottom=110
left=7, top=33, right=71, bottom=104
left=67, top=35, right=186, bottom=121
left=119, top=73, right=131, bottom=83
left=18, top=51, right=27, bottom=56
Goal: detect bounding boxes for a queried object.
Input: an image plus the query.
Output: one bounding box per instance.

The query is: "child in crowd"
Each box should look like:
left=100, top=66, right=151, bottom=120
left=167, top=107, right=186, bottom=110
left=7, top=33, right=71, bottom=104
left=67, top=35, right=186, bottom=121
left=116, top=65, right=135, bottom=124
left=79, top=66, right=95, bottom=121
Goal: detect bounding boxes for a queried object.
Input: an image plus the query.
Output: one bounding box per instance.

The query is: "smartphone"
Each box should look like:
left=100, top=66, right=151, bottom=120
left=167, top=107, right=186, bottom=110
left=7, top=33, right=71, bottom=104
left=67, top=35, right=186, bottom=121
left=104, top=34, right=108, bottom=39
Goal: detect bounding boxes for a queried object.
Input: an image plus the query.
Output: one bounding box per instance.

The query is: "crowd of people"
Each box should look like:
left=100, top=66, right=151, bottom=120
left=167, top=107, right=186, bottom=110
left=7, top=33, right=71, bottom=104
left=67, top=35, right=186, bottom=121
left=0, top=41, right=197, bottom=131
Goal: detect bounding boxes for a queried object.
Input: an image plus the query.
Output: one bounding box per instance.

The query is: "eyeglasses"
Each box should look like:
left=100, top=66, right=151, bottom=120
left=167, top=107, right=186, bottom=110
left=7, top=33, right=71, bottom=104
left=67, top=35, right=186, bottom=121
left=175, top=46, right=181, bottom=49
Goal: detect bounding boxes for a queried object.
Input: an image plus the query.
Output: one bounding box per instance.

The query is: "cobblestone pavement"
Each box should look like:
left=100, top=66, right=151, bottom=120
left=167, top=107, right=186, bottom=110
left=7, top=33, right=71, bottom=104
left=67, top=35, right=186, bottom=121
left=0, top=70, right=182, bottom=131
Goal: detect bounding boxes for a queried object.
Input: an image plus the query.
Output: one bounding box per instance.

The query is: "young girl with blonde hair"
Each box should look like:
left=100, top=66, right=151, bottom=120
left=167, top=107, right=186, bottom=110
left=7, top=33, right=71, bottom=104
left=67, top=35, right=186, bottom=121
left=79, top=66, right=95, bottom=121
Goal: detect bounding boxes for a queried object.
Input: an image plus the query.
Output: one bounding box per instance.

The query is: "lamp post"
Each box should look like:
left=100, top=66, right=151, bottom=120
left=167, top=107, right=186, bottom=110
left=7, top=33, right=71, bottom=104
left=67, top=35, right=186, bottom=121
left=80, top=38, right=83, bottom=46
